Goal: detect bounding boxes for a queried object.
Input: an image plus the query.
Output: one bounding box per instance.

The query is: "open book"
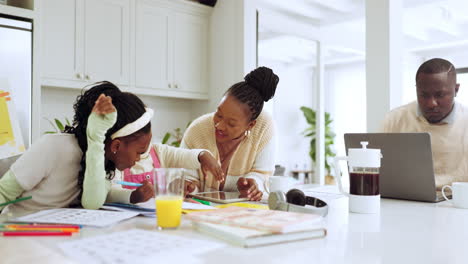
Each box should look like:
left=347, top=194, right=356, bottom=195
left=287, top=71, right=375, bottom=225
left=186, top=207, right=323, bottom=233
left=192, top=221, right=326, bottom=248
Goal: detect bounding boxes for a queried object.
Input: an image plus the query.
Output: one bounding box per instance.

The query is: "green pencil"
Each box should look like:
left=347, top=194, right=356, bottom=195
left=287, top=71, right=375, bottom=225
left=0, top=196, right=32, bottom=207
left=192, top=198, right=210, bottom=205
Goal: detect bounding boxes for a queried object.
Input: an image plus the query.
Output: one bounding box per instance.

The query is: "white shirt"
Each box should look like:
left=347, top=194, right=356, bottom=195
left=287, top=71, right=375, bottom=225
left=6, top=134, right=82, bottom=215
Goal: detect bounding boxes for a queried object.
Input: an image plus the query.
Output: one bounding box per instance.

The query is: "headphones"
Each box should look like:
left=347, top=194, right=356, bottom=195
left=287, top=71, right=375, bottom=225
left=268, top=189, right=328, bottom=217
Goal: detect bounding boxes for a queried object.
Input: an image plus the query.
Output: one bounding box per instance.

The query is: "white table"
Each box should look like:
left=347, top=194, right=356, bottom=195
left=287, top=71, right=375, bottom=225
left=2, top=187, right=468, bottom=264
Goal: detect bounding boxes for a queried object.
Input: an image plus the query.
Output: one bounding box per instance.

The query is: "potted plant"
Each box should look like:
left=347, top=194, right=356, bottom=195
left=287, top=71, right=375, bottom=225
left=44, top=117, right=71, bottom=134
left=300, top=106, right=336, bottom=184
left=161, top=122, right=191, bottom=148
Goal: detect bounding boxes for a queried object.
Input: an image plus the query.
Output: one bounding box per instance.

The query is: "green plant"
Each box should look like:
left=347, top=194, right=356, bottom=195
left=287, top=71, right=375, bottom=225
left=161, top=122, right=191, bottom=148
left=300, top=106, right=336, bottom=175
left=44, top=117, right=71, bottom=134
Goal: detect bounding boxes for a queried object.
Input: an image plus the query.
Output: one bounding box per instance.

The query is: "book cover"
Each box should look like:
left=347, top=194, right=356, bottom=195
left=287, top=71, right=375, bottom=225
left=186, top=207, right=323, bottom=233
left=192, top=221, right=326, bottom=248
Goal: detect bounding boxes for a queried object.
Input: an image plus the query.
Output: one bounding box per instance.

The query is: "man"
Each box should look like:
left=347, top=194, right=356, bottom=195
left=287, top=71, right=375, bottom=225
left=382, top=58, right=468, bottom=189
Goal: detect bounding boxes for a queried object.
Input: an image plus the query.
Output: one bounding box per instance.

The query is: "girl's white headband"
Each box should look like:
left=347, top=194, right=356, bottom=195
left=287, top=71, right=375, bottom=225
left=111, top=108, right=154, bottom=139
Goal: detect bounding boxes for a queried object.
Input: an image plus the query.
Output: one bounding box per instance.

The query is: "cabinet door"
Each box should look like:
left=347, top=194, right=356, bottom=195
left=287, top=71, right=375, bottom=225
left=41, top=0, right=84, bottom=82
left=84, top=0, right=130, bottom=86
left=173, top=12, right=208, bottom=95
left=135, top=1, right=172, bottom=90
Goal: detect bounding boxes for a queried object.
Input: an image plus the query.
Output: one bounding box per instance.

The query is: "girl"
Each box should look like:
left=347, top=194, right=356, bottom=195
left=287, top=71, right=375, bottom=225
left=0, top=82, right=153, bottom=214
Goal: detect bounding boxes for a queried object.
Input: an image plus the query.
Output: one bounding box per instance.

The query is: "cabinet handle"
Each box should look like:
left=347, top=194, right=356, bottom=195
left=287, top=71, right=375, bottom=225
left=85, top=75, right=90, bottom=80
left=76, top=73, right=83, bottom=79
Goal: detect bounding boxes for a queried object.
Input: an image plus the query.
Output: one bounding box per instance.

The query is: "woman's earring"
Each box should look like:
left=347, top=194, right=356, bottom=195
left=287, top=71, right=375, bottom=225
left=113, top=151, right=116, bottom=154
left=244, top=130, right=251, bottom=137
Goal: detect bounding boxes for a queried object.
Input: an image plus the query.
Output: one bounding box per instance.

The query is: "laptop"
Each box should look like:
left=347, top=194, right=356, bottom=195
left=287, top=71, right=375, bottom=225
left=344, top=133, right=448, bottom=203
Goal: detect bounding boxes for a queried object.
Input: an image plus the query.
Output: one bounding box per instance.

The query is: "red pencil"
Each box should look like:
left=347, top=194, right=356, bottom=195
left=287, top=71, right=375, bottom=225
left=0, top=231, right=73, bottom=237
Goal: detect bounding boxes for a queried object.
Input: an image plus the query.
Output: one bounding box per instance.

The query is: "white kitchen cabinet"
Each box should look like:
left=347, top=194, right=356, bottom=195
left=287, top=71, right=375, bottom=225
left=135, top=0, right=209, bottom=99
left=135, top=2, right=171, bottom=92
left=41, top=0, right=130, bottom=88
left=173, top=12, right=208, bottom=95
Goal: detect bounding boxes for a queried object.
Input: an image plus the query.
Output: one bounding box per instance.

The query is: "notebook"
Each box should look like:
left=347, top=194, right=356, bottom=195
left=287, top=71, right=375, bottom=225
left=344, top=133, right=448, bottom=202
left=192, top=221, right=326, bottom=248
left=186, top=207, right=323, bottom=233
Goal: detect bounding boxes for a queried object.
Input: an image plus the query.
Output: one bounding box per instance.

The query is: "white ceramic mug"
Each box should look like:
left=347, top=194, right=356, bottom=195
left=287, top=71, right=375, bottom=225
left=442, top=182, right=468, bottom=209
left=265, top=176, right=290, bottom=193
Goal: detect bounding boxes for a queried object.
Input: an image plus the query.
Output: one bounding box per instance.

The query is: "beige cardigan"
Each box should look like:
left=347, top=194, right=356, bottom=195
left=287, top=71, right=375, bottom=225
left=181, top=111, right=274, bottom=191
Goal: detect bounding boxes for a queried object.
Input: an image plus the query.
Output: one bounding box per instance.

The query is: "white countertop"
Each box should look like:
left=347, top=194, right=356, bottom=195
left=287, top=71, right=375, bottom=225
left=2, top=186, right=468, bottom=264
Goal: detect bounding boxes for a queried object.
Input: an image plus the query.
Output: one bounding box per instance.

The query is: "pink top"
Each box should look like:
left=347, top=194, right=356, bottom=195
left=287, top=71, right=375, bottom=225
left=122, top=147, right=161, bottom=189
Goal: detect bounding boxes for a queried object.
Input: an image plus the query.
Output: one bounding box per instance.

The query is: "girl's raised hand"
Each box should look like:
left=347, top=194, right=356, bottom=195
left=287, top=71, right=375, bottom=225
left=92, top=94, right=116, bottom=115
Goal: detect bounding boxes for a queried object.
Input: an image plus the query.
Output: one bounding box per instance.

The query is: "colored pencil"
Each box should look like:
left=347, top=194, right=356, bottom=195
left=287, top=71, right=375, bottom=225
left=0, top=231, right=73, bottom=237
left=191, top=198, right=211, bottom=205
left=0, top=196, right=32, bottom=207
left=114, top=180, right=143, bottom=187
left=2, top=224, right=82, bottom=229
left=0, top=223, right=83, bottom=229
left=4, top=227, right=80, bottom=233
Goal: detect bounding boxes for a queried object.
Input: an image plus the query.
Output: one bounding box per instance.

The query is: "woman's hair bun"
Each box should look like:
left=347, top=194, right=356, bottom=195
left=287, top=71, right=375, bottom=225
left=244, top=66, right=279, bottom=102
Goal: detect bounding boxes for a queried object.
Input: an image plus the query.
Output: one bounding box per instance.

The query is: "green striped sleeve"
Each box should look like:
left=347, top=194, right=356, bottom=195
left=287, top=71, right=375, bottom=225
left=0, top=170, right=25, bottom=210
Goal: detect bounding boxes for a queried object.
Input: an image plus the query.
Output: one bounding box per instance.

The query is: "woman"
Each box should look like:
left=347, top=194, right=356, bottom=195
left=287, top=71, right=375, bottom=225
left=0, top=81, right=154, bottom=215
left=182, top=66, right=279, bottom=201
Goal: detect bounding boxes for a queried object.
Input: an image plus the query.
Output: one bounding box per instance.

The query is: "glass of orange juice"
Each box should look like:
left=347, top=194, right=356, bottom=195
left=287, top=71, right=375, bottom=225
left=153, top=168, right=187, bottom=229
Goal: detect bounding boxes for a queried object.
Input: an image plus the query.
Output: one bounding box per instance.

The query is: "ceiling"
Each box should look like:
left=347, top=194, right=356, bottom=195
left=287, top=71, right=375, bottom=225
left=257, top=0, right=468, bottom=65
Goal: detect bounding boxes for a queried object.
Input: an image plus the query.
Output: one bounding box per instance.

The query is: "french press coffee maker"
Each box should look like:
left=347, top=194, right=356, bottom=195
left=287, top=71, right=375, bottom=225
left=334, top=141, right=382, bottom=214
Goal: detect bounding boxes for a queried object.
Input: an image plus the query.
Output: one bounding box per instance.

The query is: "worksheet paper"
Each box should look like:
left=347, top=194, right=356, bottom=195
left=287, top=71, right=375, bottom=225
left=13, top=208, right=139, bottom=227
left=137, top=198, right=218, bottom=210
left=58, top=229, right=223, bottom=264
left=101, top=199, right=217, bottom=216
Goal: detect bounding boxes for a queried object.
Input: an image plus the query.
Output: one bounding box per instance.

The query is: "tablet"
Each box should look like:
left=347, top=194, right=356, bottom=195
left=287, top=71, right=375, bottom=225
left=189, top=191, right=248, bottom=204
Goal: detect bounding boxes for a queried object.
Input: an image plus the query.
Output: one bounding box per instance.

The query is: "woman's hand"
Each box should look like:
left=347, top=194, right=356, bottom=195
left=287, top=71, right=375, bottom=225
left=237, top=177, right=263, bottom=201
left=130, top=180, right=154, bottom=203
left=198, top=151, right=224, bottom=182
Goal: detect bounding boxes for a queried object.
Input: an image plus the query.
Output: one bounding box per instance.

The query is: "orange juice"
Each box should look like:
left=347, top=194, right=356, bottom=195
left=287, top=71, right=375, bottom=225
left=155, top=196, right=183, bottom=228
